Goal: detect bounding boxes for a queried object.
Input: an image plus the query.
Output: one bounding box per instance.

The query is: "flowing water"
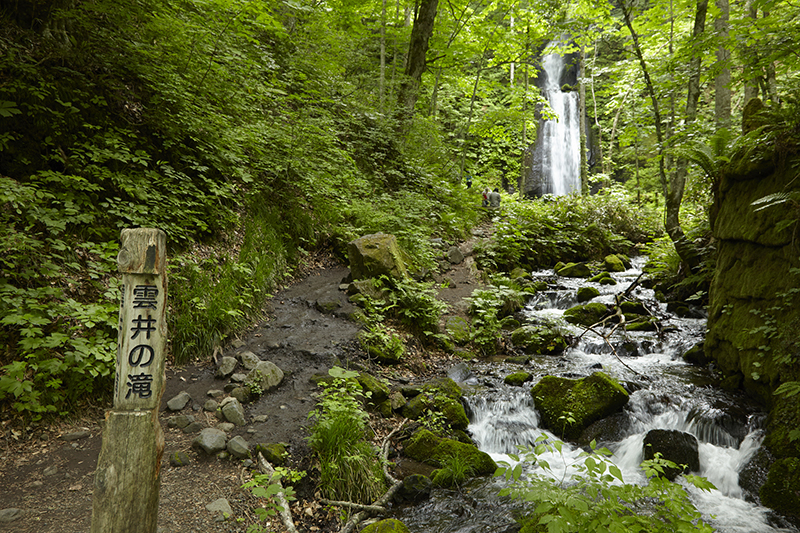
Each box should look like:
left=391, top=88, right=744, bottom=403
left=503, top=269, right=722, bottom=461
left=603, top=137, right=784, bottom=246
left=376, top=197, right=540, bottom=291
left=392, top=258, right=796, bottom=533
left=537, top=46, right=582, bottom=196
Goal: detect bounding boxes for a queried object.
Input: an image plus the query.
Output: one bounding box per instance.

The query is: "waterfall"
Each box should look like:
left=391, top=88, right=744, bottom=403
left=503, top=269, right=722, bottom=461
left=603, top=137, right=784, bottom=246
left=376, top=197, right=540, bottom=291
left=521, top=43, right=583, bottom=197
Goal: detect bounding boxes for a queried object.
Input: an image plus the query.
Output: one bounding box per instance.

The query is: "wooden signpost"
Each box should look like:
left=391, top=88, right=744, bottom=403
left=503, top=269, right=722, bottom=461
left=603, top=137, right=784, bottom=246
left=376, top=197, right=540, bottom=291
left=91, top=228, right=168, bottom=533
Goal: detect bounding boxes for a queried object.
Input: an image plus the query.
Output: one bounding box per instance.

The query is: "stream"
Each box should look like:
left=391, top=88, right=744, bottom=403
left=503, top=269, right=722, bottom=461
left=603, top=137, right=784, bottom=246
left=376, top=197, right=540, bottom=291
left=392, top=257, right=796, bottom=533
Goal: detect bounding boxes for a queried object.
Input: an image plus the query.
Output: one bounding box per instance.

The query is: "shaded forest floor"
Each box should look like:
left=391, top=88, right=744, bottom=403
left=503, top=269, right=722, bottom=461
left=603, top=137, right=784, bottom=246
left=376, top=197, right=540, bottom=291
left=0, top=225, right=490, bottom=533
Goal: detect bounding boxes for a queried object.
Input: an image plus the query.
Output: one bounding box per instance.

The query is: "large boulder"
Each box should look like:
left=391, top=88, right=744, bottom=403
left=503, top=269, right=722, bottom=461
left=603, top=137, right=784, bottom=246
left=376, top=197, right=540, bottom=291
left=348, top=233, right=409, bottom=281
left=556, top=262, right=591, bottom=278
left=563, top=302, right=608, bottom=327
left=602, top=254, right=626, bottom=272
left=402, top=428, right=496, bottom=475
left=244, top=361, right=284, bottom=396
left=510, top=325, right=567, bottom=355
left=531, top=372, right=629, bottom=441
left=642, top=429, right=700, bottom=481
left=759, top=457, right=800, bottom=523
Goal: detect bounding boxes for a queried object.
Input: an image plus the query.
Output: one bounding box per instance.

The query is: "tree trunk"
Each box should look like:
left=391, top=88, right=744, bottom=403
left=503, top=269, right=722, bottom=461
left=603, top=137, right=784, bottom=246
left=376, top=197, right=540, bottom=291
left=714, top=0, right=731, bottom=129
left=380, top=0, right=387, bottom=113
left=579, top=43, right=588, bottom=194
left=396, top=0, right=439, bottom=123
left=669, top=0, right=708, bottom=273
left=621, top=0, right=700, bottom=272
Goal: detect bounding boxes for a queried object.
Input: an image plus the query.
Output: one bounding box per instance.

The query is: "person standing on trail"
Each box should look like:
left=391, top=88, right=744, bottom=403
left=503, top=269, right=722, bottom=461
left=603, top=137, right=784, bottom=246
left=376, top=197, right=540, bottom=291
left=482, top=188, right=490, bottom=207
left=488, top=188, right=501, bottom=208
left=465, top=173, right=473, bottom=189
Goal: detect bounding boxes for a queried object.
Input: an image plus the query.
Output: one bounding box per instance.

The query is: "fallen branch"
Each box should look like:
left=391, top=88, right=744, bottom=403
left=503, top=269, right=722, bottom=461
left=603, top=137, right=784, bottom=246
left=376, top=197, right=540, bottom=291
left=320, top=499, right=386, bottom=513
left=257, top=452, right=298, bottom=533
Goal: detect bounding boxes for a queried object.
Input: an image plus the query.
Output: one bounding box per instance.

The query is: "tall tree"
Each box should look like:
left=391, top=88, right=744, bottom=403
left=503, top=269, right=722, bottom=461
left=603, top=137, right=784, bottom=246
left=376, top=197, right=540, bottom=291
left=620, top=0, right=701, bottom=271
left=397, top=0, right=440, bottom=122
left=714, top=0, right=731, bottom=129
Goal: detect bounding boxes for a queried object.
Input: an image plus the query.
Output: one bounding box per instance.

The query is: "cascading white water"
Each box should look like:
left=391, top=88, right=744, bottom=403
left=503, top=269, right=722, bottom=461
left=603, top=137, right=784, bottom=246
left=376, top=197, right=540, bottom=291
left=461, top=260, right=795, bottom=533
left=539, top=48, right=582, bottom=196
left=393, top=259, right=796, bottom=533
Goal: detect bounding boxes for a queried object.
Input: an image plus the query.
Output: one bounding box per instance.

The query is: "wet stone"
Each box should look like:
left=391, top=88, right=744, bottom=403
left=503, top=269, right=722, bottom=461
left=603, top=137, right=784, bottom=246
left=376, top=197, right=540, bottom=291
left=227, top=435, right=250, bottom=459
left=182, top=421, right=204, bottom=434
left=169, top=451, right=192, bottom=467
left=216, top=356, right=237, bottom=379
left=167, top=391, right=192, bottom=411
left=0, top=509, right=23, bottom=523
left=193, top=428, right=227, bottom=455
left=238, top=350, right=261, bottom=371
left=62, top=430, right=91, bottom=441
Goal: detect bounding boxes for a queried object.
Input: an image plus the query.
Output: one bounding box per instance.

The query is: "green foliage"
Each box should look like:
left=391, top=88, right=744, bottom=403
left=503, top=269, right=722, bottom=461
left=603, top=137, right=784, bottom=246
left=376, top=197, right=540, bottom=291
left=242, top=469, right=298, bottom=532
left=496, top=436, right=716, bottom=533
left=466, top=276, right=528, bottom=356
left=358, top=323, right=406, bottom=364
left=475, top=191, right=661, bottom=273
left=307, top=367, right=386, bottom=504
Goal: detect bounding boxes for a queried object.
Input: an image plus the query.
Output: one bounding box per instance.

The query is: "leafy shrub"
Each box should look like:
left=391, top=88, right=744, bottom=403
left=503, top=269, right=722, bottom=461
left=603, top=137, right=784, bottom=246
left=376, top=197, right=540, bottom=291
left=307, top=367, right=386, bottom=504
left=475, top=192, right=662, bottom=272
left=496, top=436, right=716, bottom=533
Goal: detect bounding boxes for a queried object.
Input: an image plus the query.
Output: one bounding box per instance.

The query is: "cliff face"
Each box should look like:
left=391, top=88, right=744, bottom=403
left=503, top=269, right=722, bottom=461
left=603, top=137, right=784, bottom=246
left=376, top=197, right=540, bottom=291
left=705, top=120, right=800, bottom=458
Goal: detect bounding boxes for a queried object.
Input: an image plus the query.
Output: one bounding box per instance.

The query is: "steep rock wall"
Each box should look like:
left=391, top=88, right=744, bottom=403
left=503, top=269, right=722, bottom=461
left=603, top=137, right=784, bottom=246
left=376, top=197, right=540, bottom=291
left=705, top=127, right=800, bottom=459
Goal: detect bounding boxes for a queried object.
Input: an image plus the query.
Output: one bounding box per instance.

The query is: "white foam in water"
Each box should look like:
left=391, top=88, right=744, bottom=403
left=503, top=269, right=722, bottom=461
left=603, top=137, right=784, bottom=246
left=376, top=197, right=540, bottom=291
left=459, top=258, right=795, bottom=533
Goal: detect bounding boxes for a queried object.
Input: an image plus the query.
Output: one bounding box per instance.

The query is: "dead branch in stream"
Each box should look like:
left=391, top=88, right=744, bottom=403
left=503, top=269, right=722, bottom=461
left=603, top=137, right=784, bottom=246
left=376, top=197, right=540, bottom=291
left=573, top=272, right=650, bottom=377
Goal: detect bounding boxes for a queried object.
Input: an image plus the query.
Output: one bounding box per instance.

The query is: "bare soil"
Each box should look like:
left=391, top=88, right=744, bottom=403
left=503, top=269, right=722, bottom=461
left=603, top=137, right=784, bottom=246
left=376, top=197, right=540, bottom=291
left=0, top=229, right=490, bottom=533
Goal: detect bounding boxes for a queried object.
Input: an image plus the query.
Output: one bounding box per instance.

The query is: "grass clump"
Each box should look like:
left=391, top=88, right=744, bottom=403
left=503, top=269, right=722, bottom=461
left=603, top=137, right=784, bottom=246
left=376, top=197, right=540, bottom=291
left=307, top=367, right=386, bottom=505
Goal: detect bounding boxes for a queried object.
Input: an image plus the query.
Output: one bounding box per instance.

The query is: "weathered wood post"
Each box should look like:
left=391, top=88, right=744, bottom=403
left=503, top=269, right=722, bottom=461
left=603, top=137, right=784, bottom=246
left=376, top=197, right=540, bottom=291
left=91, top=228, right=168, bottom=533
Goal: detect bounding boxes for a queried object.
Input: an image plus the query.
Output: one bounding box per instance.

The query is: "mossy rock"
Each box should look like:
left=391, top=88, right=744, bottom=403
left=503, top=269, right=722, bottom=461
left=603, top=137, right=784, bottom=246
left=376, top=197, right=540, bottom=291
left=400, top=393, right=434, bottom=420
left=589, top=272, right=612, bottom=283
left=599, top=277, right=617, bottom=286
left=759, top=457, right=800, bottom=521
left=400, top=392, right=468, bottom=430
left=625, top=317, right=659, bottom=331
left=255, top=443, right=288, bottom=466
left=445, top=316, right=471, bottom=345
left=577, top=286, right=600, bottom=303
left=504, top=371, right=533, bottom=387
left=556, top=262, right=591, bottom=278
left=437, top=396, right=469, bottom=430
left=348, top=233, right=409, bottom=281
left=509, top=266, right=529, bottom=280
left=422, top=377, right=463, bottom=400
left=510, top=325, right=568, bottom=355
left=682, top=343, right=709, bottom=366
left=531, top=372, right=630, bottom=441
left=553, top=261, right=566, bottom=273
left=358, top=372, right=390, bottom=405
left=347, top=278, right=387, bottom=301
left=603, top=254, right=626, bottom=272
left=398, top=474, right=432, bottom=502
left=360, top=519, right=411, bottom=533
left=619, top=301, right=647, bottom=315
left=500, top=316, right=521, bottom=330
left=505, top=355, right=532, bottom=365
left=615, top=254, right=632, bottom=269
left=402, top=428, right=497, bottom=475
left=563, top=302, right=608, bottom=326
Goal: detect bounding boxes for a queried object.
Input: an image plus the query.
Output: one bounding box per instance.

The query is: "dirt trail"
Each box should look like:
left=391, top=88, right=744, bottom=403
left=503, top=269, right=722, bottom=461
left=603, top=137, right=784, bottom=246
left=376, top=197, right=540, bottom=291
left=0, top=229, right=490, bottom=533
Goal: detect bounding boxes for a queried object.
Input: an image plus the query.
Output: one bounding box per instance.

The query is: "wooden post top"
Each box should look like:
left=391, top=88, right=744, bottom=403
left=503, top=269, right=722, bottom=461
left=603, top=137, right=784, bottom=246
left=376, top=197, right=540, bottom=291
left=117, top=228, right=167, bottom=275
